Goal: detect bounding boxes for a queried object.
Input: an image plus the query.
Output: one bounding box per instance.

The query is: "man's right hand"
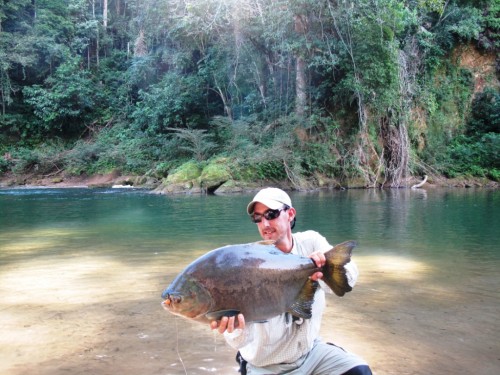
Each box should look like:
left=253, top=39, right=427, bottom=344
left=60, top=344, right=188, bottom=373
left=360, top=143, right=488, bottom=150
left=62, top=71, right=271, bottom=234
left=210, top=313, right=245, bottom=334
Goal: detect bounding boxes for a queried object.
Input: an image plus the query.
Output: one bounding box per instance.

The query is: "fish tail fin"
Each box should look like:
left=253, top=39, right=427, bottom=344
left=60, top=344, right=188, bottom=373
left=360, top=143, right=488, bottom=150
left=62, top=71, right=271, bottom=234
left=322, top=240, right=357, bottom=296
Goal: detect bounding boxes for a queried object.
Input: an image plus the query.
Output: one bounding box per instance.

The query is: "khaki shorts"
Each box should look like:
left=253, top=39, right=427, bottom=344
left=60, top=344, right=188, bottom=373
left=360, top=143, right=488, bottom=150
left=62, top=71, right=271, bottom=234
left=246, top=340, right=367, bottom=375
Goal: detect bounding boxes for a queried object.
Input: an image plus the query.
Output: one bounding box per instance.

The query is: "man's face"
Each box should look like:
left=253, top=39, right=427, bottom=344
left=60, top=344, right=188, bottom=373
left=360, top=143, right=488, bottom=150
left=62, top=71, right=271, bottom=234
left=252, top=202, right=295, bottom=246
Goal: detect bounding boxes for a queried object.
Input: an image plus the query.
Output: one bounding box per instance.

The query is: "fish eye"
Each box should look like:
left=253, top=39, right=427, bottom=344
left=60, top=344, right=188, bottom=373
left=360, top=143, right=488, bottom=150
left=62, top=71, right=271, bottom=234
left=172, top=295, right=182, bottom=304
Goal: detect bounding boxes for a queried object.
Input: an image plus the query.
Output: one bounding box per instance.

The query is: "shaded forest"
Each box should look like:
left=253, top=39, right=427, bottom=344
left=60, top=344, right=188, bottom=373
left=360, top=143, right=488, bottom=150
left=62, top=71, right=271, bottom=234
left=0, top=0, right=498, bottom=189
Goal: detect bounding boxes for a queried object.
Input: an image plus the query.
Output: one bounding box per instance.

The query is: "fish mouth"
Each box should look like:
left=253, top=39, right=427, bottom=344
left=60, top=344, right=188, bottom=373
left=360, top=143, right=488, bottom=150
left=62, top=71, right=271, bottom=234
left=161, top=292, right=182, bottom=310
left=161, top=300, right=171, bottom=311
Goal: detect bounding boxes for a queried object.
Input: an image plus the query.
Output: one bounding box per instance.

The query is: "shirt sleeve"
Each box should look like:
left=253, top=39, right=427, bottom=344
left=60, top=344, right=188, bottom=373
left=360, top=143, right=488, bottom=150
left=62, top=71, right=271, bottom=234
left=224, top=309, right=322, bottom=367
left=345, top=259, right=359, bottom=287
left=292, top=230, right=331, bottom=256
left=223, top=324, right=254, bottom=349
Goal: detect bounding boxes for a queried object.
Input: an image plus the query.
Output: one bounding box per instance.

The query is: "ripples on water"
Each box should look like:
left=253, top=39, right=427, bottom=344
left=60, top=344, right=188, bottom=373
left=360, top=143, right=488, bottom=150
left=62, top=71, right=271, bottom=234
left=0, top=187, right=499, bottom=374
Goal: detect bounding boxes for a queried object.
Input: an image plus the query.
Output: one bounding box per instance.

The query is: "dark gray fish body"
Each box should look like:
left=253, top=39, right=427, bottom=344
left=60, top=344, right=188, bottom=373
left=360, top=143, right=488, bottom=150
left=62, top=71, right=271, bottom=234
left=161, top=240, right=356, bottom=323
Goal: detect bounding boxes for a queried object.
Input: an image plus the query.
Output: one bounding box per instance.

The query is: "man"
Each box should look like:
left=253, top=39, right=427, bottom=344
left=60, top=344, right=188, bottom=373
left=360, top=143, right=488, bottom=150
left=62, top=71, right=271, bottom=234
left=211, top=187, right=372, bottom=375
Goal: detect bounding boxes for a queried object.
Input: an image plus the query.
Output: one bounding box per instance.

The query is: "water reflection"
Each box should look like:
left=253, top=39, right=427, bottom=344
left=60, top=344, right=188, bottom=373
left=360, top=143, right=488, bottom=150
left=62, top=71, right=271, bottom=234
left=0, top=188, right=499, bottom=375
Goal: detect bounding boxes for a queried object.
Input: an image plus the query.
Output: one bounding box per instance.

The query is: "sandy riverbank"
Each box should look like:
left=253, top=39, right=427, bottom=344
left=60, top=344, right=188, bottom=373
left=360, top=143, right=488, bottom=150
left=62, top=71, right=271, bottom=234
left=1, top=253, right=499, bottom=375
left=0, top=171, right=498, bottom=191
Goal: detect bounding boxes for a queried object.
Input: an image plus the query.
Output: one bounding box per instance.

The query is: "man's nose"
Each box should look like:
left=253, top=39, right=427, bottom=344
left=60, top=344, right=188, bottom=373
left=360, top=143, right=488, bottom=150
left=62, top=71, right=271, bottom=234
left=259, top=216, right=271, bottom=226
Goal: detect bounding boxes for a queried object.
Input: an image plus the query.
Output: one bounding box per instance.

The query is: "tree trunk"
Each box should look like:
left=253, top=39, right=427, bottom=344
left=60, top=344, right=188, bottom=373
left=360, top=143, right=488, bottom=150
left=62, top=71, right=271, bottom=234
left=295, top=57, right=306, bottom=118
left=134, top=30, right=147, bottom=57
left=380, top=114, right=408, bottom=187
left=294, top=15, right=307, bottom=118
left=103, top=0, right=108, bottom=28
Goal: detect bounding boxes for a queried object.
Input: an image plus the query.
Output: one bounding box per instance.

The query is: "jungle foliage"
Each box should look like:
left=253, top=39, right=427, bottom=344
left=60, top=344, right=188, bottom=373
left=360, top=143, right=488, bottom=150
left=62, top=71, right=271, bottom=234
left=0, top=0, right=498, bottom=186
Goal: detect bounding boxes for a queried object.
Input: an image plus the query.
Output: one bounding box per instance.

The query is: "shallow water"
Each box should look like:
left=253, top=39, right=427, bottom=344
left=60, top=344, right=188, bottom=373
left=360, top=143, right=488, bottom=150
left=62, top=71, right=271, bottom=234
left=0, top=187, right=499, bottom=374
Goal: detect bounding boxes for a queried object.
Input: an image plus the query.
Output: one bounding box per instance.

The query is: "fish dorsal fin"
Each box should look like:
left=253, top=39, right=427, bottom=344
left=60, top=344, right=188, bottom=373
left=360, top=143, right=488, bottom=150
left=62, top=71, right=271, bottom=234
left=287, top=279, right=319, bottom=319
left=205, top=309, right=240, bottom=321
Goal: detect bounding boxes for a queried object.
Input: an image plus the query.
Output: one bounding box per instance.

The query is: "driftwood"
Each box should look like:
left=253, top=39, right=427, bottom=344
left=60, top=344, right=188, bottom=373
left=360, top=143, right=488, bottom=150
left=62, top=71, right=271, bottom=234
left=411, top=175, right=428, bottom=189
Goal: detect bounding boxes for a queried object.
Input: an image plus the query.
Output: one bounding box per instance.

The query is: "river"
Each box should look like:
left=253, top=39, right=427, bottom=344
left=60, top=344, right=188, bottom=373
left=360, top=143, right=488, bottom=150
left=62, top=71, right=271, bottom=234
left=0, top=187, right=499, bottom=375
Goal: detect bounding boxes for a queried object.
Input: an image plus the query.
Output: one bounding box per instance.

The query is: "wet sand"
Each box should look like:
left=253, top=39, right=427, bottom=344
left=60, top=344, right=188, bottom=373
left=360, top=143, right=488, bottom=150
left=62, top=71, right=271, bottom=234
left=1, top=252, right=499, bottom=375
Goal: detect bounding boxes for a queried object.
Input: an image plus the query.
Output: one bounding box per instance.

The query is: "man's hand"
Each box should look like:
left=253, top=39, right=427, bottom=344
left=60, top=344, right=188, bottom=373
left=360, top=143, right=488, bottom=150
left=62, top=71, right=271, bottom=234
left=309, top=251, right=326, bottom=281
left=210, top=313, right=245, bottom=334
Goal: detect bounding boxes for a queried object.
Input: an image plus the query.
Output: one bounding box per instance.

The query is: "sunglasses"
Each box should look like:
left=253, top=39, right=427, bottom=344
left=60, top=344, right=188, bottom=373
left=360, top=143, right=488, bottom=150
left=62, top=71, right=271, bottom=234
left=251, top=206, right=288, bottom=223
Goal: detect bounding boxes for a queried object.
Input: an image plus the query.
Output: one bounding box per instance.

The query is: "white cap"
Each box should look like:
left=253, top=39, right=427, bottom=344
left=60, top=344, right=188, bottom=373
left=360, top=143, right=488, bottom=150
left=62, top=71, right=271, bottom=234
left=247, top=188, right=292, bottom=215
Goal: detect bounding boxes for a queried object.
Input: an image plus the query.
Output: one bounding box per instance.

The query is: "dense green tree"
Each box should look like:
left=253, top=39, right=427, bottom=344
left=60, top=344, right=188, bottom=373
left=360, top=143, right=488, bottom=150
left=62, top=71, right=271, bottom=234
left=0, top=0, right=498, bottom=184
left=0, top=0, right=35, bottom=117
left=131, top=72, right=208, bottom=133
left=23, top=57, right=104, bottom=136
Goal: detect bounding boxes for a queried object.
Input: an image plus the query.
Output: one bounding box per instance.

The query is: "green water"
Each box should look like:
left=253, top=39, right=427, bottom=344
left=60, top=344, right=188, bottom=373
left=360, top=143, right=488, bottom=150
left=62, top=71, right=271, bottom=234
left=0, top=187, right=499, bottom=375
left=1, top=188, right=498, bottom=259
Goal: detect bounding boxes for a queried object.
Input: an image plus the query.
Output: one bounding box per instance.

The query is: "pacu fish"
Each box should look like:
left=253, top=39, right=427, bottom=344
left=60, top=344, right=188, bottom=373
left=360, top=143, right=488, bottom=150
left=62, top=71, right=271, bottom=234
left=161, top=240, right=356, bottom=323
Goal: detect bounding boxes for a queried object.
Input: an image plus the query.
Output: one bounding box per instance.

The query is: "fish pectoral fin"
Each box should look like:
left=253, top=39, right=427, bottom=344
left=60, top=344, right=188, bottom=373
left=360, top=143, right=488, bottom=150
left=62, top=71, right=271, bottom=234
left=287, top=279, right=319, bottom=320
left=205, top=309, right=240, bottom=321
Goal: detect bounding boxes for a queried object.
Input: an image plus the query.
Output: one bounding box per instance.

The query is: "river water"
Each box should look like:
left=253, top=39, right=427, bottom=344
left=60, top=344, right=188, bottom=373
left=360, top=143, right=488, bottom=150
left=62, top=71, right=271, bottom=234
left=0, top=187, right=499, bottom=375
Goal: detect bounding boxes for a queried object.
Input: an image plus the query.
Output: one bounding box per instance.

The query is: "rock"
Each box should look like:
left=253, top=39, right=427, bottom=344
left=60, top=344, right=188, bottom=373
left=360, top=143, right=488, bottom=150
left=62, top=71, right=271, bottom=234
left=152, top=161, right=203, bottom=194
left=199, top=158, right=231, bottom=193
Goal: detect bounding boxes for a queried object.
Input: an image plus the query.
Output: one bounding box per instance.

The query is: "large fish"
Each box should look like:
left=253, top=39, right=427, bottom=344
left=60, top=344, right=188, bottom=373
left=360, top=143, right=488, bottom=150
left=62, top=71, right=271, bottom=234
left=161, top=240, right=356, bottom=323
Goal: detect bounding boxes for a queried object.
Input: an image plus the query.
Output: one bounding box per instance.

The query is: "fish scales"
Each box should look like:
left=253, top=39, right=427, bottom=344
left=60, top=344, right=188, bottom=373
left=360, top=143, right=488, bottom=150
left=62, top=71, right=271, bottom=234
left=162, top=240, right=356, bottom=324
left=191, top=245, right=317, bottom=320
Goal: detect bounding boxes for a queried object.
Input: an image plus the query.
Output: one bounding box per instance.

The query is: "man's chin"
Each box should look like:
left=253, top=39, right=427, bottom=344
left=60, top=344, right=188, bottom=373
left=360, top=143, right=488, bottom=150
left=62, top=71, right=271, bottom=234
left=262, top=233, right=276, bottom=241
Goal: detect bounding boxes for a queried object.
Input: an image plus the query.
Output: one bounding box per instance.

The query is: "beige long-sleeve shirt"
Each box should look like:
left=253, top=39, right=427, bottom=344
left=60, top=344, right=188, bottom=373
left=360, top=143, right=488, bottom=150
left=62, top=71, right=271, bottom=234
left=223, top=231, right=359, bottom=367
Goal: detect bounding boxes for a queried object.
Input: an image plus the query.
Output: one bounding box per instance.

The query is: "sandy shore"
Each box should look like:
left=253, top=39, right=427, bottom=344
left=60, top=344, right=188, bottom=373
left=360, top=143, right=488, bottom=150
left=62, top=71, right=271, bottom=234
left=1, top=252, right=499, bottom=375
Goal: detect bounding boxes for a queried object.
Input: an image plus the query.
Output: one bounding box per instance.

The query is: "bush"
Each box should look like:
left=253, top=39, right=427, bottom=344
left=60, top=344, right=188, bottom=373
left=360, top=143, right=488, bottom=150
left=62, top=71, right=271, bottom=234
left=131, top=73, right=207, bottom=134
left=441, top=133, right=500, bottom=178
left=467, top=88, right=499, bottom=136
left=0, top=156, right=10, bottom=174
left=440, top=87, right=500, bottom=179
left=23, top=58, right=103, bottom=137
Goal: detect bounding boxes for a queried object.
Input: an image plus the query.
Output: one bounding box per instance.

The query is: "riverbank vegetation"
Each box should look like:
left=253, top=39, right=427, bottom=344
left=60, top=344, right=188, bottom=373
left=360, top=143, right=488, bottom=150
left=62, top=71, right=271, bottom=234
left=0, top=0, right=498, bottom=190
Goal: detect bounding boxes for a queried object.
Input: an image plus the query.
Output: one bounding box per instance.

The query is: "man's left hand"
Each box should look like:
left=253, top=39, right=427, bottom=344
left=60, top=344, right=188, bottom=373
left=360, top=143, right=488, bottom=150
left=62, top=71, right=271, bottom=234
left=210, top=313, right=245, bottom=334
left=309, top=251, right=326, bottom=281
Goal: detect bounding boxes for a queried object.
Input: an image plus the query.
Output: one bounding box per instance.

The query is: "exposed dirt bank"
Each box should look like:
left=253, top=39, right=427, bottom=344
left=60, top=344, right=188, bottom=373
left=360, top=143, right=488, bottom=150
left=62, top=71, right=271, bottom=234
left=0, top=171, right=497, bottom=191
left=0, top=172, right=153, bottom=189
